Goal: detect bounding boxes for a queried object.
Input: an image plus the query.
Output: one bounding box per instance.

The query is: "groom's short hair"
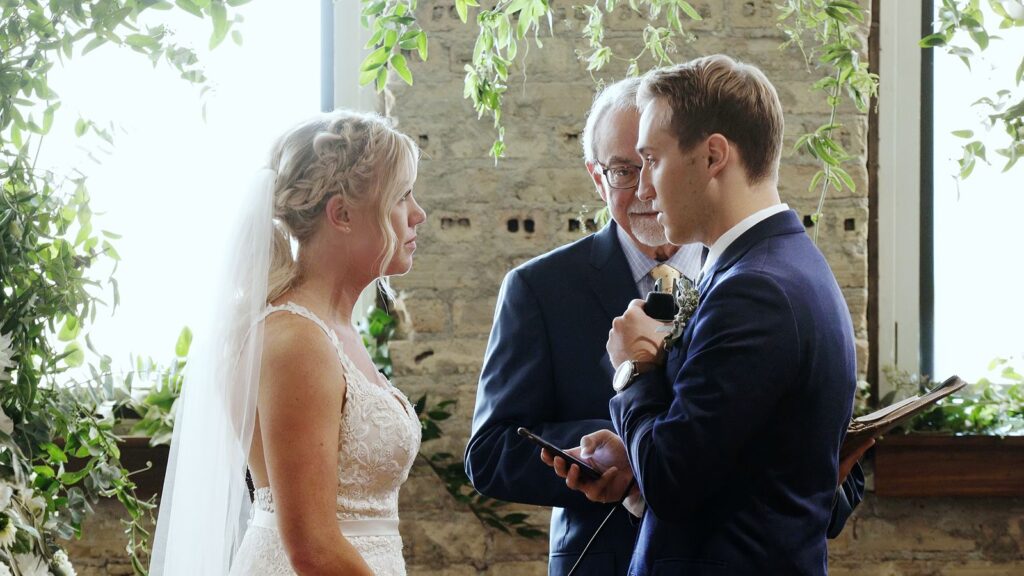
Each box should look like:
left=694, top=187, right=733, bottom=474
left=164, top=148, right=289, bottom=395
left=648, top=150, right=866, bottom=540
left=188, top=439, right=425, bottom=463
left=638, top=54, right=784, bottom=185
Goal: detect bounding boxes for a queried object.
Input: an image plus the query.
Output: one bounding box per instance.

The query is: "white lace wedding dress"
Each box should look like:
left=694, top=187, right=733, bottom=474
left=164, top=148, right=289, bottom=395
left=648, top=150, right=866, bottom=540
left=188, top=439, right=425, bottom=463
left=230, top=302, right=422, bottom=575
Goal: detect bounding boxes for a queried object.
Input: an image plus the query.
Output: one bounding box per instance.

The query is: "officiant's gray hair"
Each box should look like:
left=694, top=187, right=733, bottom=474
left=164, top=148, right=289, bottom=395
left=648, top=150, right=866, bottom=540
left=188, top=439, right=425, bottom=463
left=266, top=110, right=418, bottom=303
left=581, top=77, right=642, bottom=163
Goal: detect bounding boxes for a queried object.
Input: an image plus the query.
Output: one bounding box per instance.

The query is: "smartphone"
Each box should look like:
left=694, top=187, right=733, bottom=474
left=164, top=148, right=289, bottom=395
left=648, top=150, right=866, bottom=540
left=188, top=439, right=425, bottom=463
left=517, top=427, right=602, bottom=480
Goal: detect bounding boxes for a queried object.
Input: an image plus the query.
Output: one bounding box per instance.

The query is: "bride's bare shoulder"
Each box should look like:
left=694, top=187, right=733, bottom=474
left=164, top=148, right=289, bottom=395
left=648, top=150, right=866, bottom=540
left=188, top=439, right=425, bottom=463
left=259, top=312, right=346, bottom=397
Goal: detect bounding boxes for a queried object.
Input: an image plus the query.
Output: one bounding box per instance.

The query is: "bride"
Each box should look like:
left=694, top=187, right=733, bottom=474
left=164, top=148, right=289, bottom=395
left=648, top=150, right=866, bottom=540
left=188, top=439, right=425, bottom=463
left=149, top=111, right=425, bottom=575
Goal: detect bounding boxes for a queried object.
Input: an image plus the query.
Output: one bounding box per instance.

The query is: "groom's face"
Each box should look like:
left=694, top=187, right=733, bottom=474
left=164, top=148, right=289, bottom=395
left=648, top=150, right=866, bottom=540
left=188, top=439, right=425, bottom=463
left=587, top=108, right=669, bottom=249
left=637, top=97, right=710, bottom=246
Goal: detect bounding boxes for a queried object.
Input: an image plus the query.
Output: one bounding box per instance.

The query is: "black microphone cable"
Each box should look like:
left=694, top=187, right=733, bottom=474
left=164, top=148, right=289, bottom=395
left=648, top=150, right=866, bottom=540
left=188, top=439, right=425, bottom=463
left=566, top=478, right=638, bottom=576
left=567, top=282, right=674, bottom=575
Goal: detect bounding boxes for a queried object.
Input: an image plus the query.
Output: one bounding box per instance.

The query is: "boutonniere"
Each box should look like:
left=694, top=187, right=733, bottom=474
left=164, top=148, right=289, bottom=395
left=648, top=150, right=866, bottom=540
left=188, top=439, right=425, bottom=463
left=661, top=279, right=700, bottom=351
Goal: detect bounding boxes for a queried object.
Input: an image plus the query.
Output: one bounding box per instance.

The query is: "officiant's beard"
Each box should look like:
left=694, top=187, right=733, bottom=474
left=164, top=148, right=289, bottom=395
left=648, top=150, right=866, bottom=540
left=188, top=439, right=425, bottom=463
left=628, top=200, right=669, bottom=247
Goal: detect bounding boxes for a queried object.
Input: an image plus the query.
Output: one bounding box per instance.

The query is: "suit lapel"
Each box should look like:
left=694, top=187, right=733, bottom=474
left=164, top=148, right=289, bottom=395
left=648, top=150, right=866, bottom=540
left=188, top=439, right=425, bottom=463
left=588, top=222, right=640, bottom=321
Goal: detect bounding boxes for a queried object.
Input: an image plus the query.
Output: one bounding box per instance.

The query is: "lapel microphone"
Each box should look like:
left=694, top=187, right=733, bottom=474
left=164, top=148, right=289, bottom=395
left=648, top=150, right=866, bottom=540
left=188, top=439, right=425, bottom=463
left=645, top=278, right=679, bottom=321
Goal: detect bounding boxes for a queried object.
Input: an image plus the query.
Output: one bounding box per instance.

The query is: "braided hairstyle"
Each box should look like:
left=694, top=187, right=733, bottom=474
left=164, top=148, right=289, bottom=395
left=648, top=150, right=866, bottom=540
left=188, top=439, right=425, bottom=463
left=266, top=111, right=419, bottom=303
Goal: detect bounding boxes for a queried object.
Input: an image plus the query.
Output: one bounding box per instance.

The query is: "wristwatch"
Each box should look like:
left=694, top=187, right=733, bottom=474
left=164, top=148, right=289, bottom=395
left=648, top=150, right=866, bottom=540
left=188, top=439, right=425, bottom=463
left=612, top=360, right=658, bottom=393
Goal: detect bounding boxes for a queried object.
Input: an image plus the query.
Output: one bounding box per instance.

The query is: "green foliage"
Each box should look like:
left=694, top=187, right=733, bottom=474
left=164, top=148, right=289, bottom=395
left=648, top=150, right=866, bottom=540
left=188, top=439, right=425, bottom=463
left=0, top=1, right=248, bottom=573
left=778, top=0, right=878, bottom=243
left=883, top=358, right=1024, bottom=436
left=921, top=0, right=1024, bottom=177
left=358, top=305, right=397, bottom=378
left=73, top=327, right=190, bottom=450
left=359, top=0, right=430, bottom=91
left=357, top=301, right=547, bottom=540
left=126, top=329, right=189, bottom=447
left=579, top=0, right=701, bottom=77
left=360, top=0, right=702, bottom=160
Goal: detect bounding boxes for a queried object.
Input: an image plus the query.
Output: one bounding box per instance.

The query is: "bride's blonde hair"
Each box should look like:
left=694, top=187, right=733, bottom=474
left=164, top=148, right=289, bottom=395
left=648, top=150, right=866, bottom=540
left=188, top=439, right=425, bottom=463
left=266, top=111, right=419, bottom=303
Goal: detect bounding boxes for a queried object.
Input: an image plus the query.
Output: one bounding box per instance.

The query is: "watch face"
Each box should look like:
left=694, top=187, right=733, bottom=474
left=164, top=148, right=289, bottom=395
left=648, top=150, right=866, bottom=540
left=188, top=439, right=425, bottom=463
left=613, top=361, right=634, bottom=392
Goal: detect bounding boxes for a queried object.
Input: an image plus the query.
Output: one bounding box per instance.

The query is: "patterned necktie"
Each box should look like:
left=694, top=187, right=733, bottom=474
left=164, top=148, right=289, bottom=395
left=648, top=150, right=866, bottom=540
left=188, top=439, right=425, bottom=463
left=649, top=263, right=681, bottom=294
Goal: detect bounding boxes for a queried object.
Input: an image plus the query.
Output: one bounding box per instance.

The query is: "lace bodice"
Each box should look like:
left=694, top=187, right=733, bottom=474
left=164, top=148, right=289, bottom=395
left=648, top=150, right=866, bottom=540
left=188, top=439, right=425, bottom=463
left=232, top=302, right=420, bottom=575
left=253, top=302, right=421, bottom=521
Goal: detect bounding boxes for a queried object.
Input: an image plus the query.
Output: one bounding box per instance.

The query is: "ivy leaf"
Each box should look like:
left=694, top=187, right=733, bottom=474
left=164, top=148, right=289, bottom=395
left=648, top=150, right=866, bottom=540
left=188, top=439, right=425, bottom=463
left=678, top=1, right=702, bottom=21
left=952, top=129, right=974, bottom=138
left=360, top=47, right=388, bottom=72
left=176, top=0, right=203, bottom=17
left=58, top=316, right=80, bottom=342
left=919, top=33, right=947, bottom=48
left=63, top=342, right=85, bottom=368
left=175, top=326, right=193, bottom=357
left=391, top=53, right=413, bottom=85
left=209, top=1, right=229, bottom=49
left=417, top=31, right=428, bottom=61
left=363, top=1, right=386, bottom=17
left=126, top=33, right=159, bottom=50
left=969, top=27, right=989, bottom=50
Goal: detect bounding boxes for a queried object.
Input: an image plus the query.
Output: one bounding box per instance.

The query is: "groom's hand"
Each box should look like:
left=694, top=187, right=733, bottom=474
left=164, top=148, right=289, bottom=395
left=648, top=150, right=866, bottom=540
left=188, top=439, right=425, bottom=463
left=540, top=430, right=638, bottom=505
left=608, top=299, right=668, bottom=367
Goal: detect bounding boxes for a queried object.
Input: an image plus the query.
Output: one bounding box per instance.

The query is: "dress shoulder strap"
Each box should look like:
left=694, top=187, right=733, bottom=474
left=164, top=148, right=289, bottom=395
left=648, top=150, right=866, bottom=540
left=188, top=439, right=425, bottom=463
left=259, top=301, right=346, bottom=356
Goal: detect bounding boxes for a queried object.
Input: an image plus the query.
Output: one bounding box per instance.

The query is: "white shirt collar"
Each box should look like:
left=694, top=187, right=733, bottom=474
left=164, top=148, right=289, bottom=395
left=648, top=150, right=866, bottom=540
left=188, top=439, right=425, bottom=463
left=700, top=203, right=790, bottom=279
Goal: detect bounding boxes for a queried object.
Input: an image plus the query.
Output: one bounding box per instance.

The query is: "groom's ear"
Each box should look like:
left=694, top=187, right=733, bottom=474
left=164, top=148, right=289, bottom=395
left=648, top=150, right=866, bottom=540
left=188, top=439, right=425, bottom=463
left=325, top=195, right=352, bottom=232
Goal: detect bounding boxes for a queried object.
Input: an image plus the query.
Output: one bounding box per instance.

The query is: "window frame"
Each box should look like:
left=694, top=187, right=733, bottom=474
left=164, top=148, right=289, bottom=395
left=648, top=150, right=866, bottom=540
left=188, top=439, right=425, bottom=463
left=876, top=0, right=930, bottom=398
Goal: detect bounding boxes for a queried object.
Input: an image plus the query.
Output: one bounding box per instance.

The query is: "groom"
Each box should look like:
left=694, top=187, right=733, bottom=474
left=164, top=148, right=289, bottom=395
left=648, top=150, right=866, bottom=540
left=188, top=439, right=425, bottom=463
left=550, top=55, right=859, bottom=574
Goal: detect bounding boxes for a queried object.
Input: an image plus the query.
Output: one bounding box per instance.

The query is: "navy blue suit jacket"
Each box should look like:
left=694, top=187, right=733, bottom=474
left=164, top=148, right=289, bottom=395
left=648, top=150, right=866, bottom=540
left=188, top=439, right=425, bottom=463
left=466, top=223, right=641, bottom=575
left=610, top=210, right=858, bottom=575
left=467, top=218, right=861, bottom=575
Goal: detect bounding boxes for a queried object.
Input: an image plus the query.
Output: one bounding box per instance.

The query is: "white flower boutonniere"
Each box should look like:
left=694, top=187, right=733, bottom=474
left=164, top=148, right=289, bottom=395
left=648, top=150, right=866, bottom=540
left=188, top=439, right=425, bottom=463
left=662, top=280, right=700, bottom=351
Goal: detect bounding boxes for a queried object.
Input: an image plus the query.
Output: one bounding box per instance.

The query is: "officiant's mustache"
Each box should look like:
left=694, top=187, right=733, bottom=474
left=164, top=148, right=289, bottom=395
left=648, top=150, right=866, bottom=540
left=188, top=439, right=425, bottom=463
left=627, top=199, right=657, bottom=216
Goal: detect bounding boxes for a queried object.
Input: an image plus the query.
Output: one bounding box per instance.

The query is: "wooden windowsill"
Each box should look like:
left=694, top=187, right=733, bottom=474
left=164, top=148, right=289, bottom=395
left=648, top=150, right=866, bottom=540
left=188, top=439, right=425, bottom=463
left=874, top=434, right=1024, bottom=497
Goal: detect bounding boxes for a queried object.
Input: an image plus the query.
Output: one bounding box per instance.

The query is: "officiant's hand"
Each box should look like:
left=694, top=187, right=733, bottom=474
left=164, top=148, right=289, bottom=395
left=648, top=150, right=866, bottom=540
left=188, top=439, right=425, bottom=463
left=608, top=299, right=668, bottom=367
left=541, top=430, right=638, bottom=505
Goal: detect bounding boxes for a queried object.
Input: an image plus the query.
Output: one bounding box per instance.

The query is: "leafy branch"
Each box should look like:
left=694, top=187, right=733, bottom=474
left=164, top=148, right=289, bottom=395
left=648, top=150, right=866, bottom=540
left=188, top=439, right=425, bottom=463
left=920, top=0, right=1024, bottom=178
left=0, top=1, right=250, bottom=573
left=578, top=0, right=701, bottom=77
left=359, top=1, right=429, bottom=91
left=358, top=0, right=702, bottom=160
left=778, top=0, right=878, bottom=243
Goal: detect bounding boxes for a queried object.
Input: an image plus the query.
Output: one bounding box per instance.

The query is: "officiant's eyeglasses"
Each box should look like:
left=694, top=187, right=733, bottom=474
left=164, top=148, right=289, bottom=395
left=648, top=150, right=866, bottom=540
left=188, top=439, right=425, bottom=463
left=596, top=161, right=642, bottom=190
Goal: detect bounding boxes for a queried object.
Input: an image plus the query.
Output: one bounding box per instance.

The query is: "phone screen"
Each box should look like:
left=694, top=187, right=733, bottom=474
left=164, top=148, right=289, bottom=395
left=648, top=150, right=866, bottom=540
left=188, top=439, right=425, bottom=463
left=517, top=427, right=602, bottom=480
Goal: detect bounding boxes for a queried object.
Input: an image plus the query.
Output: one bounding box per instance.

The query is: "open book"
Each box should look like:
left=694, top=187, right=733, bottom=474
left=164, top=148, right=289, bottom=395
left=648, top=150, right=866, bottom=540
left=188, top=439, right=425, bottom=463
left=840, top=375, right=967, bottom=458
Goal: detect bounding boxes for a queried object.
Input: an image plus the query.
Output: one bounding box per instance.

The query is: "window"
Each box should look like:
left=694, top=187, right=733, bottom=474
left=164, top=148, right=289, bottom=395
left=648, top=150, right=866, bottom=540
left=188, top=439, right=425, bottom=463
left=928, top=2, right=1024, bottom=382
left=41, top=3, right=323, bottom=365
left=879, top=0, right=1023, bottom=391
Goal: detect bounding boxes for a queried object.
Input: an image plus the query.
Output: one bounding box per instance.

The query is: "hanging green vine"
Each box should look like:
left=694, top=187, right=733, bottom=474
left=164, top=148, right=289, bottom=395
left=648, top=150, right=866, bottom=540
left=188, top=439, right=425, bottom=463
left=360, top=0, right=703, bottom=160
left=777, top=0, right=878, bottom=242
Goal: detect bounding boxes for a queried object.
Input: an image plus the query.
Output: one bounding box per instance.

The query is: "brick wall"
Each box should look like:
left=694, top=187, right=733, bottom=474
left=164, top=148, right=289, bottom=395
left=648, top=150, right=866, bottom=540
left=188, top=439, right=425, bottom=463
left=64, top=1, right=1023, bottom=574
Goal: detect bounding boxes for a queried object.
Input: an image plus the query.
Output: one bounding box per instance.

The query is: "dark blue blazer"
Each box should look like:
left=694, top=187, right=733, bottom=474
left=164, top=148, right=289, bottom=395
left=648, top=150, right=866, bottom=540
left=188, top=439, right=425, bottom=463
left=609, top=210, right=858, bottom=576
left=466, top=223, right=641, bottom=576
